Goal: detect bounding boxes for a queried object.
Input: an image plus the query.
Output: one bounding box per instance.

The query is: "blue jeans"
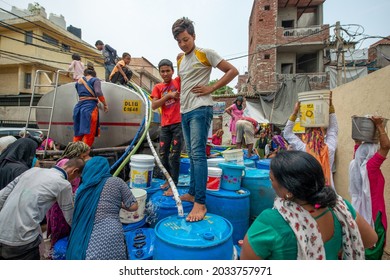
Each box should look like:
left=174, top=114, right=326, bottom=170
left=104, top=64, right=115, bottom=82
left=181, top=106, right=213, bottom=204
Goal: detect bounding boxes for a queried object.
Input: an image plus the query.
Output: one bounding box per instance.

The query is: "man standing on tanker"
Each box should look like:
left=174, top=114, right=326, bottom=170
left=172, top=17, right=238, bottom=222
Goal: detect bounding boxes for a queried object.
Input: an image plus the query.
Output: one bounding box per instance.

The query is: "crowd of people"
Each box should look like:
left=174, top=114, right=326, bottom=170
left=0, top=15, right=389, bottom=261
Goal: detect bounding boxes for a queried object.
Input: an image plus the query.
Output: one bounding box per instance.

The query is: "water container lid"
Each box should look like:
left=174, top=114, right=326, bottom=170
left=122, top=216, right=147, bottom=230
left=208, top=167, right=222, bottom=176
left=257, top=159, right=272, bottom=166
left=178, top=174, right=190, bottom=187
left=243, top=150, right=259, bottom=160
left=150, top=178, right=165, bottom=192
left=130, top=154, right=155, bottom=162
left=244, top=168, right=270, bottom=178
left=207, top=157, right=225, bottom=163
left=206, top=188, right=250, bottom=198
left=244, top=159, right=255, bottom=165
left=155, top=213, right=233, bottom=247
left=150, top=188, right=193, bottom=209
left=218, top=162, right=246, bottom=170
left=298, top=90, right=331, bottom=98
left=222, top=149, right=243, bottom=155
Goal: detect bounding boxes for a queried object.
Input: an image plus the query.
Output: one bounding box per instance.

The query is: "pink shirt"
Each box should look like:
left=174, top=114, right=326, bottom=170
left=68, top=60, right=85, bottom=81
left=367, top=152, right=387, bottom=230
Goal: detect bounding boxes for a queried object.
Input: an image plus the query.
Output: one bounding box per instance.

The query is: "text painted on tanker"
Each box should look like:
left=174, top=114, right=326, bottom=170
left=123, top=100, right=141, bottom=114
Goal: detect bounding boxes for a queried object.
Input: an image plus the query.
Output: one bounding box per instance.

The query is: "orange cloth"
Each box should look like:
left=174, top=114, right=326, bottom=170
left=303, top=128, right=331, bottom=187
left=73, top=107, right=99, bottom=147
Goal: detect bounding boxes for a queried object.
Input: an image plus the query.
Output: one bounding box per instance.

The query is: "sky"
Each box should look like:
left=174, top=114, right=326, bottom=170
left=1, top=0, right=389, bottom=91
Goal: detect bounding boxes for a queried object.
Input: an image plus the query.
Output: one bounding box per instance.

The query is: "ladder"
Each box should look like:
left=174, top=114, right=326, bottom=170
left=25, top=69, right=68, bottom=157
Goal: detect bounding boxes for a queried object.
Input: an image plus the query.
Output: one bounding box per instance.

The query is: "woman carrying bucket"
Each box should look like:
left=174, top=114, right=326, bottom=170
left=349, top=116, right=390, bottom=259
left=66, top=157, right=138, bottom=260
left=283, top=92, right=338, bottom=188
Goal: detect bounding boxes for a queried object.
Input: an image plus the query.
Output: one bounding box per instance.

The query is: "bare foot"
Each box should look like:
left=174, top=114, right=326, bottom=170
left=180, top=193, right=195, bottom=202
left=163, top=188, right=173, bottom=196
left=186, top=203, right=207, bottom=222
left=160, top=181, right=169, bottom=189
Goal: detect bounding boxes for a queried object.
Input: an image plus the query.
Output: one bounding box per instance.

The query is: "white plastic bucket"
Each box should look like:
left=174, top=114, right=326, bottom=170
left=222, top=149, right=244, bottom=165
left=129, top=154, right=155, bottom=189
left=207, top=167, right=222, bottom=191
left=298, top=90, right=330, bottom=128
left=207, top=157, right=225, bottom=168
left=352, top=116, right=388, bottom=143
left=120, top=188, right=147, bottom=224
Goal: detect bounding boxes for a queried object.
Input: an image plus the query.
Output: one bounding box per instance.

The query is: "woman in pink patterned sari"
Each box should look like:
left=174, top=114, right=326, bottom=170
left=225, top=96, right=245, bottom=145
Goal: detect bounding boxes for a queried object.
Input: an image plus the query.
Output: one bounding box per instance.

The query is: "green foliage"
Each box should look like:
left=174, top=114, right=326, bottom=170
left=29, top=2, right=41, bottom=13
left=208, top=79, right=234, bottom=95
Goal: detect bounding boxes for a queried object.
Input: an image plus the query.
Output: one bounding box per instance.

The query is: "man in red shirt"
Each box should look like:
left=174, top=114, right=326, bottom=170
left=235, top=116, right=260, bottom=158
left=151, top=59, right=182, bottom=190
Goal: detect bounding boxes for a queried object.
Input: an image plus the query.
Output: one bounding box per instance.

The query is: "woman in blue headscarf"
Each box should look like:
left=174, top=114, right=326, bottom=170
left=66, top=156, right=138, bottom=260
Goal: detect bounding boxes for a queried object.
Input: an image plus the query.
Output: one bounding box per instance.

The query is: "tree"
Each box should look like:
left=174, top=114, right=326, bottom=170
left=208, top=79, right=234, bottom=95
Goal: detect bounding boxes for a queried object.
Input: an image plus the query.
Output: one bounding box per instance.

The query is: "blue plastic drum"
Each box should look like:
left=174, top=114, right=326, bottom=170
left=177, top=174, right=190, bottom=187
left=206, top=188, right=250, bottom=244
left=242, top=168, right=275, bottom=220
left=122, top=216, right=147, bottom=232
left=148, top=188, right=193, bottom=227
left=179, top=158, right=190, bottom=175
left=124, top=228, right=155, bottom=260
left=153, top=213, right=233, bottom=260
left=244, top=159, right=256, bottom=168
left=52, top=237, right=68, bottom=260
left=256, top=158, right=271, bottom=170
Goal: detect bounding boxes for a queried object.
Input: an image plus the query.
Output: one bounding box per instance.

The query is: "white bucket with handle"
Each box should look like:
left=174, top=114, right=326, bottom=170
left=298, top=90, right=330, bottom=128
left=119, top=188, right=147, bottom=224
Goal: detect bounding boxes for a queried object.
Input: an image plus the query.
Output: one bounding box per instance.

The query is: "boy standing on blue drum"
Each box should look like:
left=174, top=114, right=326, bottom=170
left=151, top=59, right=182, bottom=192
left=172, top=17, right=238, bottom=222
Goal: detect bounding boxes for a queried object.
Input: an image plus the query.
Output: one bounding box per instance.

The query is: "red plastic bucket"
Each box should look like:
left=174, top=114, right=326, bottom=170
left=207, top=167, right=222, bottom=191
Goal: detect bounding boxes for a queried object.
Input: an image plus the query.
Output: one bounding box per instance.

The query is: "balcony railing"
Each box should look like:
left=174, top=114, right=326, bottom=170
left=277, top=72, right=327, bottom=84
left=283, top=25, right=323, bottom=37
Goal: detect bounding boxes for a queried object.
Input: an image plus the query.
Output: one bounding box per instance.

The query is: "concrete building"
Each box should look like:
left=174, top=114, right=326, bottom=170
left=130, top=57, right=161, bottom=92
left=0, top=4, right=161, bottom=126
left=369, top=36, right=390, bottom=70
left=247, top=0, right=329, bottom=94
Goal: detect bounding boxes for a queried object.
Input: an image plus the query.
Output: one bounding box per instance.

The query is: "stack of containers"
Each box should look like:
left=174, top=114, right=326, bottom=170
left=205, top=149, right=250, bottom=245
left=242, top=168, right=275, bottom=222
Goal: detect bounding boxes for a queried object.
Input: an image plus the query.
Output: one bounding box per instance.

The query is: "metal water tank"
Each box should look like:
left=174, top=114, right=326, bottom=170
left=36, top=82, right=160, bottom=148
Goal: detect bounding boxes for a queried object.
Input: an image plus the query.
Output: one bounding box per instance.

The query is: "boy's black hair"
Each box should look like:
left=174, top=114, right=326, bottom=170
left=158, top=59, right=174, bottom=70
left=122, top=52, right=131, bottom=59
left=72, top=53, right=81, bottom=61
left=172, top=17, right=195, bottom=39
left=95, top=40, right=104, bottom=46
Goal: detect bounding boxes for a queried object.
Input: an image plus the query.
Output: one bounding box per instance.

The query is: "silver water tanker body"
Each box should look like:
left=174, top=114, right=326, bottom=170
left=36, top=82, right=160, bottom=148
